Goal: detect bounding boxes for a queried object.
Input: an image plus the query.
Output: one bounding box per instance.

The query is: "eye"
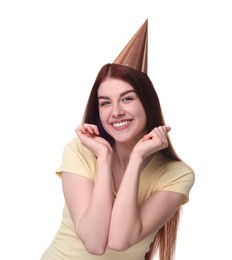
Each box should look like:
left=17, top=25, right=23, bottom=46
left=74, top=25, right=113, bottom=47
left=122, top=96, right=134, bottom=103
left=99, top=100, right=111, bottom=107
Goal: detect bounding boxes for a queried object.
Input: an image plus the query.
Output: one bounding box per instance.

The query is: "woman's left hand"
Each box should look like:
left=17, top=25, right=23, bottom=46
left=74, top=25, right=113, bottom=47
left=132, top=126, right=171, bottom=160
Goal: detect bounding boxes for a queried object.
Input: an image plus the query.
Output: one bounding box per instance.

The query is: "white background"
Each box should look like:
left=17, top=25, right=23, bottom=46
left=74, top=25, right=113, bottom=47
left=0, top=0, right=232, bottom=259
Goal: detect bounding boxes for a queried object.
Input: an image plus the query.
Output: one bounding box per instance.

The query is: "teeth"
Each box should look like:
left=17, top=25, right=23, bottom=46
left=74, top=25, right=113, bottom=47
left=113, top=121, right=129, bottom=127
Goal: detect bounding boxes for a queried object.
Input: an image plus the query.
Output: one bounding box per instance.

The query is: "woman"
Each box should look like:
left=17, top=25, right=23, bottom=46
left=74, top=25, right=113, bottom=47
left=41, top=63, right=195, bottom=260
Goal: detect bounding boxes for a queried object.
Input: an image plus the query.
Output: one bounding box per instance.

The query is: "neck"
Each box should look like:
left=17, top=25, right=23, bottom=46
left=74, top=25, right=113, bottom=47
left=113, top=142, right=133, bottom=169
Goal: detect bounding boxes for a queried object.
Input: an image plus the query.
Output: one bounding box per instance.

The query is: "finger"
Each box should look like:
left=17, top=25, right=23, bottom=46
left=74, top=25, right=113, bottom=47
left=143, top=125, right=171, bottom=141
left=82, top=123, right=94, bottom=134
left=154, top=126, right=171, bottom=138
left=157, top=126, right=168, bottom=139
left=143, top=128, right=163, bottom=140
left=141, top=134, right=150, bottom=141
left=164, top=125, right=171, bottom=133
left=83, top=123, right=100, bottom=135
left=154, top=127, right=164, bottom=140
left=76, top=125, right=86, bottom=135
left=156, top=126, right=169, bottom=147
left=90, top=125, right=100, bottom=135
left=151, top=127, right=167, bottom=148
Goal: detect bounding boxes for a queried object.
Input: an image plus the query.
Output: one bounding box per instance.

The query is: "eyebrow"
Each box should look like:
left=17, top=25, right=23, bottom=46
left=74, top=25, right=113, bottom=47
left=98, top=89, right=135, bottom=100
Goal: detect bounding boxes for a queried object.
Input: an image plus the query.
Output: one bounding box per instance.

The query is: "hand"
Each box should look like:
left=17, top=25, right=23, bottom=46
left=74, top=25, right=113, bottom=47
left=132, top=126, right=171, bottom=160
left=75, top=123, right=112, bottom=158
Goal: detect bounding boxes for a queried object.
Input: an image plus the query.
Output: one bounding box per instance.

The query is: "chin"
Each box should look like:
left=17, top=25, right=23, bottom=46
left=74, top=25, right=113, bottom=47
left=114, top=136, right=138, bottom=145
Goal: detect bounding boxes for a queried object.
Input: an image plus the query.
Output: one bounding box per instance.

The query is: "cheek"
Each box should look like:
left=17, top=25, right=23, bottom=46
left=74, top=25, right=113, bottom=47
left=140, top=113, right=147, bottom=126
left=99, top=109, right=108, bottom=125
left=135, top=104, right=146, bottom=117
left=137, top=107, right=147, bottom=126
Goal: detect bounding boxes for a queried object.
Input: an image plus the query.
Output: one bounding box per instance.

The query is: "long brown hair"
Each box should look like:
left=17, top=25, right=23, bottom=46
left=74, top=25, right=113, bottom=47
left=145, top=208, right=181, bottom=260
left=82, top=63, right=182, bottom=260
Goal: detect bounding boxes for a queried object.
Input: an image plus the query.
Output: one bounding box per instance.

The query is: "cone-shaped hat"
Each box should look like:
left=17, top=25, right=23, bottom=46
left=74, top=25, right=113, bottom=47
left=113, top=19, right=148, bottom=74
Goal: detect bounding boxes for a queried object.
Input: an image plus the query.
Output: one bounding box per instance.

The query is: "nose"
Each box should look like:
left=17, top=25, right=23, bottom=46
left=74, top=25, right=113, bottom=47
left=112, top=103, right=125, bottom=117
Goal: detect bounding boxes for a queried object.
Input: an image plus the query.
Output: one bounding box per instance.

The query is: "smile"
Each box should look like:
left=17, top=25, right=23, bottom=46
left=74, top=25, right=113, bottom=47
left=112, top=120, right=131, bottom=127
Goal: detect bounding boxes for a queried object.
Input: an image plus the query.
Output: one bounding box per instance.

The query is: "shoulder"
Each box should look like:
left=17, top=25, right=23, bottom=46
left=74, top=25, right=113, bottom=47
left=63, top=137, right=96, bottom=159
left=56, top=137, right=97, bottom=179
left=150, top=153, right=195, bottom=203
left=154, top=152, right=194, bottom=178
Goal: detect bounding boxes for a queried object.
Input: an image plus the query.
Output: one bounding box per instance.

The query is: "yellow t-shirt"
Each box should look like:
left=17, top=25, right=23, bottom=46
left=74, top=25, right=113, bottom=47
left=41, top=138, right=195, bottom=260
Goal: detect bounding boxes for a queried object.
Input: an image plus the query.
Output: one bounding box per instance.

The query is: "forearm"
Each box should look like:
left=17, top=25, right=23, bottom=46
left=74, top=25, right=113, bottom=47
left=78, top=155, right=113, bottom=254
left=108, top=155, right=143, bottom=250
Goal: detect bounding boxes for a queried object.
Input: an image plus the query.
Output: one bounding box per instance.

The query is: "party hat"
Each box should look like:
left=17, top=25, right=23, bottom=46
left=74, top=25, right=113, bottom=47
left=113, top=19, right=148, bottom=73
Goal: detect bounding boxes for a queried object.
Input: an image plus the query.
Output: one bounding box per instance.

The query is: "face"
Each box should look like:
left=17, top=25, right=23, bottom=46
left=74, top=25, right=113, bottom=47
left=98, top=78, right=147, bottom=144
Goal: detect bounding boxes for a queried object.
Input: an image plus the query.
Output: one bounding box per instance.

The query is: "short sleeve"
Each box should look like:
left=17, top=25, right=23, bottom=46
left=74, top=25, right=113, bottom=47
left=56, top=138, right=96, bottom=181
left=156, top=161, right=195, bottom=204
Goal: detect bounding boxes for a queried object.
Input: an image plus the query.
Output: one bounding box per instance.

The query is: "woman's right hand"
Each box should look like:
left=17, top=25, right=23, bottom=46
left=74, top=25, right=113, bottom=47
left=75, top=123, right=112, bottom=158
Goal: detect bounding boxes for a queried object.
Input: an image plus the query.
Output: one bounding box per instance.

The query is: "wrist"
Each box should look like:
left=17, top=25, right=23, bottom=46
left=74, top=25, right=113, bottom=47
left=128, top=153, right=143, bottom=174
left=97, top=153, right=113, bottom=165
left=129, top=151, right=143, bottom=164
